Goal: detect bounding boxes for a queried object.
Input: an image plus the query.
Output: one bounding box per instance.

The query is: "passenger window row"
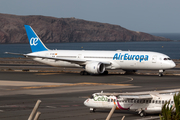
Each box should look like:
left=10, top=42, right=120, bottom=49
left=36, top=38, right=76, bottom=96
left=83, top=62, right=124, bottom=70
left=107, top=99, right=174, bottom=104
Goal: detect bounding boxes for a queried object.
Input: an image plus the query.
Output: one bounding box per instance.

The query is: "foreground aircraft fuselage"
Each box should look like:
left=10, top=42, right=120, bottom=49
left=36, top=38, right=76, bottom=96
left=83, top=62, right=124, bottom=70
left=6, top=25, right=176, bottom=76
left=84, top=90, right=177, bottom=116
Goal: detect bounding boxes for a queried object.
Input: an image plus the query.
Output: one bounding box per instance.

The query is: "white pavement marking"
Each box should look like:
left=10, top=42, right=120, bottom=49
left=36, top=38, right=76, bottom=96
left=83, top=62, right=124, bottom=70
left=0, top=80, right=70, bottom=86
left=116, top=76, right=134, bottom=84
left=46, top=106, right=56, bottom=108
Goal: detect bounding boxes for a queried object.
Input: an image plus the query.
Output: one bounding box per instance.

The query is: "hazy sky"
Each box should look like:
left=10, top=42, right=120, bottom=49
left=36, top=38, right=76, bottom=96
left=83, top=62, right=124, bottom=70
left=0, top=0, right=180, bottom=33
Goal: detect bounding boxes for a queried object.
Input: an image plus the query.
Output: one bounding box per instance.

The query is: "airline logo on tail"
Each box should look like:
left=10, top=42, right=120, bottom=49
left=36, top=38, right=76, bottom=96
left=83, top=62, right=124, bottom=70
left=30, top=37, right=39, bottom=46
left=24, top=25, right=48, bottom=52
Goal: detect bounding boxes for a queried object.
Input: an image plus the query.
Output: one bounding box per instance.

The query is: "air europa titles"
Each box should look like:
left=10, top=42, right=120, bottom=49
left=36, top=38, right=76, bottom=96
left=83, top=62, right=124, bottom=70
left=113, top=53, right=149, bottom=62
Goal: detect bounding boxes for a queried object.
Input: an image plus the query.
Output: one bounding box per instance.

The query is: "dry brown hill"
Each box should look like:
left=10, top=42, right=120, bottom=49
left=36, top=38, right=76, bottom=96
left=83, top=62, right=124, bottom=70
left=0, top=13, right=170, bottom=43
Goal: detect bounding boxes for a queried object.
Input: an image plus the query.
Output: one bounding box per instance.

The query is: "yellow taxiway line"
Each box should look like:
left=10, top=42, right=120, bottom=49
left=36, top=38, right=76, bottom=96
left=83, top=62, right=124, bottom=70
left=13, top=82, right=132, bottom=90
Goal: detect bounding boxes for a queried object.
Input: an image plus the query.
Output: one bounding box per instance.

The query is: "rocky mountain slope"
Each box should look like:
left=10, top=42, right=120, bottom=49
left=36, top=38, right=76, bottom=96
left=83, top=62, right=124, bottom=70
left=0, top=13, right=170, bottom=44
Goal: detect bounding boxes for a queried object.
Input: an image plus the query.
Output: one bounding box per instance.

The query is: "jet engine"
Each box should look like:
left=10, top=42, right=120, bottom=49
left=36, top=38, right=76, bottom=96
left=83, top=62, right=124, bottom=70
left=85, top=62, right=105, bottom=74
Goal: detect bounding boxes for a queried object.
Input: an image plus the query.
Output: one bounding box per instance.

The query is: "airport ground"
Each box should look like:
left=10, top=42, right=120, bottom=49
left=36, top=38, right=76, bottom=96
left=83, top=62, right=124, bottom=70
left=0, top=58, right=180, bottom=120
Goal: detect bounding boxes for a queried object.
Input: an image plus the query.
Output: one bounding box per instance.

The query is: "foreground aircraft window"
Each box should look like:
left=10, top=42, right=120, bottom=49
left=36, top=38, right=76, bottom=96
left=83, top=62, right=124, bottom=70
left=108, top=99, right=110, bottom=102
left=171, top=101, right=174, bottom=104
left=137, top=100, right=139, bottom=103
left=145, top=100, right=148, bottom=103
left=159, top=100, right=161, bottom=104
left=90, top=96, right=94, bottom=99
left=162, top=100, right=164, bottom=104
left=152, top=100, right=154, bottom=103
left=155, top=100, right=158, bottom=104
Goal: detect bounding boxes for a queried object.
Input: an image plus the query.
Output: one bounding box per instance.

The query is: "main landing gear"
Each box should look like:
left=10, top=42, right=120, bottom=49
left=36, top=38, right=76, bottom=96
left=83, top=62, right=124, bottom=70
left=80, top=71, right=89, bottom=75
left=138, top=110, right=146, bottom=117
left=80, top=71, right=109, bottom=75
left=139, top=111, right=146, bottom=117
left=159, top=70, right=164, bottom=77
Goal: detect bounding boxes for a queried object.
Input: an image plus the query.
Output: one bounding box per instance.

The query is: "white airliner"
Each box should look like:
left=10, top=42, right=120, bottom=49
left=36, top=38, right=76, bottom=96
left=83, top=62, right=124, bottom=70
left=84, top=89, right=179, bottom=116
left=6, top=25, right=176, bottom=76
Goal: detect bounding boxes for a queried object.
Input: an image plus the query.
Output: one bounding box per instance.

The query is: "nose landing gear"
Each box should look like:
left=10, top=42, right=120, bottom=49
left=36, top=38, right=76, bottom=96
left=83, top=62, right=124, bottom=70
left=90, top=108, right=96, bottom=113
left=159, top=70, right=164, bottom=77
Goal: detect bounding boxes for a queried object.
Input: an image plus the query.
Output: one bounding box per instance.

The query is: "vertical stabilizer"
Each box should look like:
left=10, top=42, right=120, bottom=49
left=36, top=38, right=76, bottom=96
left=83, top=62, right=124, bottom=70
left=24, top=25, right=48, bottom=52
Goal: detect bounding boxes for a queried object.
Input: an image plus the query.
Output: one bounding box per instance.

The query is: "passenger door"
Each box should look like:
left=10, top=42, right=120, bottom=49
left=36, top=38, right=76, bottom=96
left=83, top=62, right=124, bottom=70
left=152, top=56, right=157, bottom=63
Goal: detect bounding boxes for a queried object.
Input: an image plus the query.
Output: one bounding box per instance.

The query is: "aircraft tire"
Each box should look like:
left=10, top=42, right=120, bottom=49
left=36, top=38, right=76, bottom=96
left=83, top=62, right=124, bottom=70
left=80, top=71, right=84, bottom=75
left=159, top=73, right=163, bottom=77
left=139, top=111, right=146, bottom=117
left=90, top=108, right=95, bottom=113
left=84, top=71, right=88, bottom=75
left=80, top=71, right=90, bottom=75
left=103, top=71, right=108, bottom=75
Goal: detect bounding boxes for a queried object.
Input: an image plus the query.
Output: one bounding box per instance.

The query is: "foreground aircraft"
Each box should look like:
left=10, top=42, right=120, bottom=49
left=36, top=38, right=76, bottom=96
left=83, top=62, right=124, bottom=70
left=6, top=25, right=176, bottom=76
left=84, top=89, right=180, bottom=116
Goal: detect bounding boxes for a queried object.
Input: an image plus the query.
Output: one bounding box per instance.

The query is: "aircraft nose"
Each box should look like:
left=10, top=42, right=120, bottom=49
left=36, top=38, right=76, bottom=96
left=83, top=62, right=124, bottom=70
left=171, top=61, right=176, bottom=68
left=84, top=99, right=88, bottom=106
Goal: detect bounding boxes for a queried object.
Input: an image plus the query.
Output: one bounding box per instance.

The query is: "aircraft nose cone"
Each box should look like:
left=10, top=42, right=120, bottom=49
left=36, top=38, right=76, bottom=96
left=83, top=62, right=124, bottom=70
left=84, top=99, right=88, bottom=106
left=171, top=61, right=176, bottom=68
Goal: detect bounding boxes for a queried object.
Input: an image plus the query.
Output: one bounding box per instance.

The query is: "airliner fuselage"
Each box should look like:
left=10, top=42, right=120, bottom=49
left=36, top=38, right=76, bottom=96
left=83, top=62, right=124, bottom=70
left=29, top=50, right=175, bottom=71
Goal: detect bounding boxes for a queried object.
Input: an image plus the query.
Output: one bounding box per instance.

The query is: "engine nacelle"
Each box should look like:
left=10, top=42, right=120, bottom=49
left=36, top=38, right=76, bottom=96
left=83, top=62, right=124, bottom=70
left=85, top=62, right=105, bottom=74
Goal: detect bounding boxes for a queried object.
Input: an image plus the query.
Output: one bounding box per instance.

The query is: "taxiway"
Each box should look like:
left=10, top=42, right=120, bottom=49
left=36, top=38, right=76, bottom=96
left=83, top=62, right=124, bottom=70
left=0, top=71, right=179, bottom=120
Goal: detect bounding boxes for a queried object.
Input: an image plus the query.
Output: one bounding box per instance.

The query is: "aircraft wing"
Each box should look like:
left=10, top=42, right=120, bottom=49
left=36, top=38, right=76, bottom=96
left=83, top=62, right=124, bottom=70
left=118, top=94, right=153, bottom=100
left=99, top=88, right=180, bottom=96
left=5, top=52, right=111, bottom=65
left=98, top=88, right=180, bottom=100
left=97, top=92, right=152, bottom=99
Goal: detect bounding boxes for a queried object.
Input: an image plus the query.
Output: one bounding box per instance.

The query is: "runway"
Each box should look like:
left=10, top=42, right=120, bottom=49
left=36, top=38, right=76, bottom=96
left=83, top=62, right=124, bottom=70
left=0, top=71, right=180, bottom=120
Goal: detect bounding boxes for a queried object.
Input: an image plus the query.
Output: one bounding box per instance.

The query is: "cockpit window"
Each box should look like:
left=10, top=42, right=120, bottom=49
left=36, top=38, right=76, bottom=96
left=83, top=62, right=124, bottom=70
left=164, top=58, right=171, bottom=60
left=90, top=95, right=94, bottom=99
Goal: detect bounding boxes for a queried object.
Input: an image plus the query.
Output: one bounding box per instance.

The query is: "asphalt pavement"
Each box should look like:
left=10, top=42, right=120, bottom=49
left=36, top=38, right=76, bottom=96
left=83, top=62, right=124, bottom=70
left=0, top=71, right=179, bottom=120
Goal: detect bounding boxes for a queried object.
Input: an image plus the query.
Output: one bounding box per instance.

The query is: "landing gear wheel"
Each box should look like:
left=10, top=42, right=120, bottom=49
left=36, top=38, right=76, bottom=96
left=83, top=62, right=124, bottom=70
left=159, top=73, right=163, bottom=77
left=80, top=71, right=89, bottom=75
left=103, top=71, right=108, bottom=75
left=139, top=111, right=146, bottom=117
left=80, top=71, right=84, bottom=75
left=90, top=108, right=95, bottom=113
left=158, top=70, right=164, bottom=77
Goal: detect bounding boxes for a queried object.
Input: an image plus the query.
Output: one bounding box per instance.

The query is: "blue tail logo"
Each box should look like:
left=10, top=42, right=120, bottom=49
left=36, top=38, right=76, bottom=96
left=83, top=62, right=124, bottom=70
left=30, top=37, right=39, bottom=46
left=24, top=25, right=48, bottom=52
